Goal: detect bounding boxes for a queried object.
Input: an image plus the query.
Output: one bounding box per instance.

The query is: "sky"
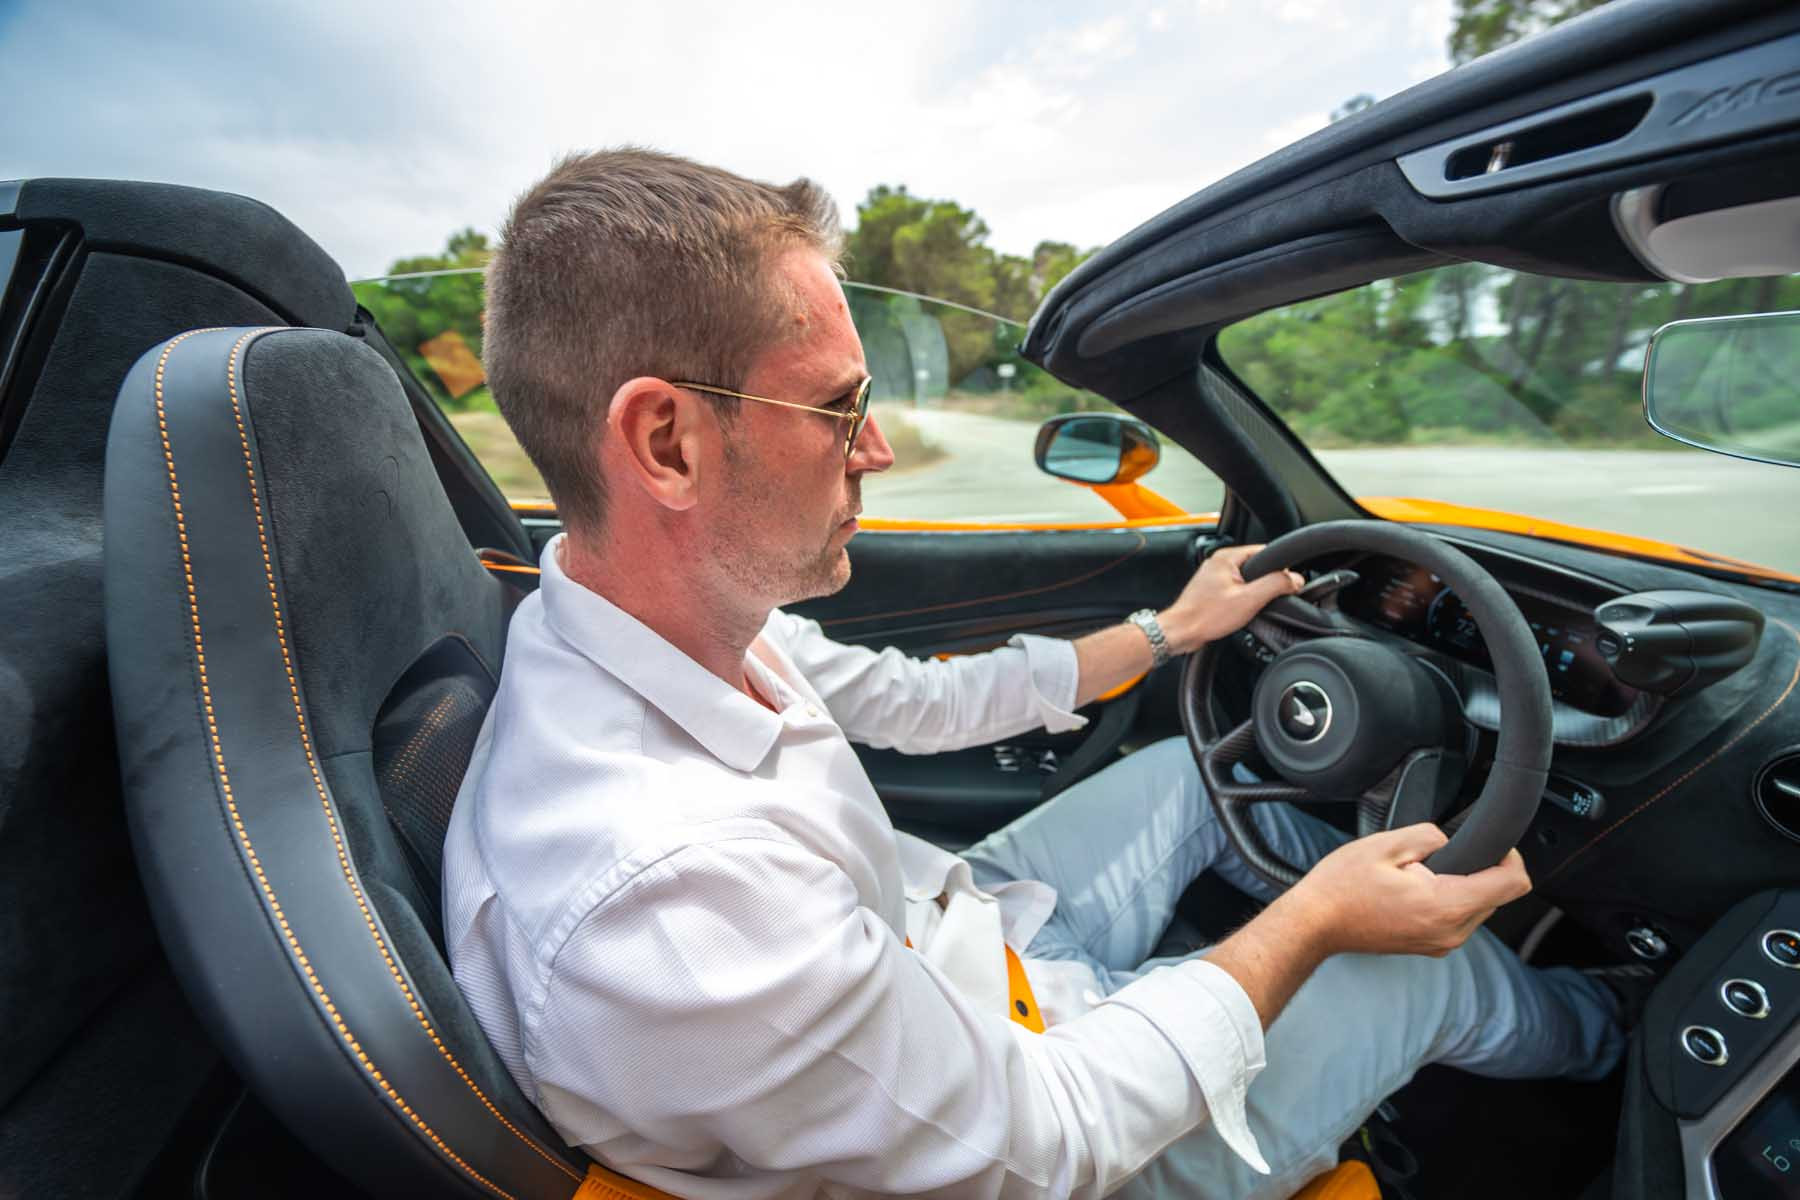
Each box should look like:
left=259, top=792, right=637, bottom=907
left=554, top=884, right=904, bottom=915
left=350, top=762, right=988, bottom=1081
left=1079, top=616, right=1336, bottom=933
left=6, top=0, right=1454, bottom=280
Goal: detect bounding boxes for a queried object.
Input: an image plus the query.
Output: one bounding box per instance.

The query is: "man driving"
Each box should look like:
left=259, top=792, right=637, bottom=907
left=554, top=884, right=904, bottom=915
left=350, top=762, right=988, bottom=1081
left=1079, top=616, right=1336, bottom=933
left=442, top=148, right=1623, bottom=1199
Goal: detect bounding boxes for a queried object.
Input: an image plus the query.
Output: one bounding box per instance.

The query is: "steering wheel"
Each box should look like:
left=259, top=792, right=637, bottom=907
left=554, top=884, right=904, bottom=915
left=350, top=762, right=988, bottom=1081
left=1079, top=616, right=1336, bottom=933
left=1179, top=520, right=1553, bottom=887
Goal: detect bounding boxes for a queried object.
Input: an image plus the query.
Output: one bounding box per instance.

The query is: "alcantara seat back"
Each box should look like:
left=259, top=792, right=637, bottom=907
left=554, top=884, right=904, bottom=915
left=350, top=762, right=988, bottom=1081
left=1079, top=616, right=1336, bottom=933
left=105, top=325, right=588, bottom=1198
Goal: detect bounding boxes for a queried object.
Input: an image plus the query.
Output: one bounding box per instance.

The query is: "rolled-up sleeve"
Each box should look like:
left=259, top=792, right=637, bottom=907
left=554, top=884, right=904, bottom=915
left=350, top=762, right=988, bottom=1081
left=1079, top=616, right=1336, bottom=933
left=770, top=612, right=1087, bottom=754
left=530, top=835, right=1264, bottom=1198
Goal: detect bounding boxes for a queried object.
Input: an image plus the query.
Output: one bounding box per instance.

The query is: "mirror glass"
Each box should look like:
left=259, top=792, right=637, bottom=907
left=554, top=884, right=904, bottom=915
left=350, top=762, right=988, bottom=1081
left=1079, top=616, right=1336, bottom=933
left=1042, top=417, right=1126, bottom=483
left=1645, top=311, right=1800, bottom=468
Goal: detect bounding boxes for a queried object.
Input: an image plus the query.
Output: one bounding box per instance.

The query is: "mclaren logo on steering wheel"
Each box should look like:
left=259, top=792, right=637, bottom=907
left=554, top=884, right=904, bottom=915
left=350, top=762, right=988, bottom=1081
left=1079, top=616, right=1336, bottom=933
left=1278, top=681, right=1332, bottom=743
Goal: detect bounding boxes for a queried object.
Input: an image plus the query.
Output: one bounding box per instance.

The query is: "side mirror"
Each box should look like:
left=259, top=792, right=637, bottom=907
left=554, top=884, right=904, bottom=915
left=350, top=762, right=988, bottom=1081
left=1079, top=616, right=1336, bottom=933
left=1644, top=311, right=1800, bottom=469
left=1034, top=413, right=1161, bottom=485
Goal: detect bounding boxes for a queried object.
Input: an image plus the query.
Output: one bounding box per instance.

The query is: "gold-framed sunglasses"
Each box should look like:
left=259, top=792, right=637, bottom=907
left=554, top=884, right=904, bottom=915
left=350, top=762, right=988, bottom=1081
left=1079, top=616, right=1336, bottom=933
left=671, top=376, right=874, bottom=462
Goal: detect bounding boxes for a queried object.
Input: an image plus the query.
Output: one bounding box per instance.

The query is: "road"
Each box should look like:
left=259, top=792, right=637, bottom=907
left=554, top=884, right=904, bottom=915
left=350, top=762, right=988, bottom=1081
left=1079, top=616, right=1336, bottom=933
left=862, top=408, right=1800, bottom=572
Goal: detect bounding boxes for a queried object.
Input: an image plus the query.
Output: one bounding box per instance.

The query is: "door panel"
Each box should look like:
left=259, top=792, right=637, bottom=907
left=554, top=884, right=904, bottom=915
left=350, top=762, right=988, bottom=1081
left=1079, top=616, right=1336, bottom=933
left=790, top=525, right=1214, bottom=845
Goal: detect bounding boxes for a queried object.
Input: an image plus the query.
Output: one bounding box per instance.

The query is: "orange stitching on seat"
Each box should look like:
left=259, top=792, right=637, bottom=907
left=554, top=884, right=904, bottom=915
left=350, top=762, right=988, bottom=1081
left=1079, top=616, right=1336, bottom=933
left=1544, top=619, right=1800, bottom=883
left=384, top=691, right=459, bottom=797
left=154, top=330, right=517, bottom=1200
left=220, top=330, right=582, bottom=1183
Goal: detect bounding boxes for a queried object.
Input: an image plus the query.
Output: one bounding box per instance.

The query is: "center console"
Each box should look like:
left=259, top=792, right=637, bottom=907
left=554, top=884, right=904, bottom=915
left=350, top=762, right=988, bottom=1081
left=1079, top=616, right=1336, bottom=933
left=1620, top=891, right=1800, bottom=1198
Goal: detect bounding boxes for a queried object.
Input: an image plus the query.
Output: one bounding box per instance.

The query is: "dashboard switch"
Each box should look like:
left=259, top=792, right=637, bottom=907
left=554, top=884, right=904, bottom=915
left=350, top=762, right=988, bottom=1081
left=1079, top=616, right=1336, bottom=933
left=1235, top=630, right=1276, bottom=664
left=1681, top=1025, right=1729, bottom=1066
left=1626, top=925, right=1670, bottom=960
left=1543, top=775, right=1604, bottom=820
left=1763, top=929, right=1800, bottom=969
left=1721, top=978, right=1771, bottom=1019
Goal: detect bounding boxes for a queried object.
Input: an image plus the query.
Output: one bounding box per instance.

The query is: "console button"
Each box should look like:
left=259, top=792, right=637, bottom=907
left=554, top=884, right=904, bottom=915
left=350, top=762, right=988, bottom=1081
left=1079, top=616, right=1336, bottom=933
left=1681, top=1025, right=1729, bottom=1066
left=1544, top=773, right=1604, bottom=820
left=1763, top=929, right=1800, bottom=968
left=1625, top=926, right=1669, bottom=960
left=1721, top=978, right=1771, bottom=1019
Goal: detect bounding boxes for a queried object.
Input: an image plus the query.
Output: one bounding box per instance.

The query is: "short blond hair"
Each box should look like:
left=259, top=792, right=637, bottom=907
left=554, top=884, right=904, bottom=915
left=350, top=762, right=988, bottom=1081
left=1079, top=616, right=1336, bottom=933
left=484, top=148, right=843, bottom=531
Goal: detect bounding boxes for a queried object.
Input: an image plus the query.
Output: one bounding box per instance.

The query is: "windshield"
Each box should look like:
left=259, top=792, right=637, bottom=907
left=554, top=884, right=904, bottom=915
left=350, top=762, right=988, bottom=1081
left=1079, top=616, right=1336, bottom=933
left=1217, top=265, right=1800, bottom=578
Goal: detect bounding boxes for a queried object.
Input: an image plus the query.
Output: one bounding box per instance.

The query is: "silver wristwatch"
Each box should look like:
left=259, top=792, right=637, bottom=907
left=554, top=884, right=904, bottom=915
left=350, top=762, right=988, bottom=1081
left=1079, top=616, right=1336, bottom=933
left=1125, top=609, right=1171, bottom=668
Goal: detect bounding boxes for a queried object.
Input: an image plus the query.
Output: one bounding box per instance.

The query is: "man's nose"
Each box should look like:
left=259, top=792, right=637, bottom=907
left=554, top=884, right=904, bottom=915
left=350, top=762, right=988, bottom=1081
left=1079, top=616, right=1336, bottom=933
left=849, top=412, right=896, bottom=474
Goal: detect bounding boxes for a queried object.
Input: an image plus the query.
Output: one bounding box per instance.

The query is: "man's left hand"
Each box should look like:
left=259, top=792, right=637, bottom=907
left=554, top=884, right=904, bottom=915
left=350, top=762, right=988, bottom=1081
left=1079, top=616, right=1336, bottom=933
left=1158, top=544, right=1304, bottom=654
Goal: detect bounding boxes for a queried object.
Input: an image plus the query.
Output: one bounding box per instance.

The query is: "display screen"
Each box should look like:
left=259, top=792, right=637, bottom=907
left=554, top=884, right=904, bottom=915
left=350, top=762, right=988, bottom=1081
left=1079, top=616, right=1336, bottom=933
left=1339, top=556, right=1637, bottom=716
left=1716, top=1072, right=1800, bottom=1198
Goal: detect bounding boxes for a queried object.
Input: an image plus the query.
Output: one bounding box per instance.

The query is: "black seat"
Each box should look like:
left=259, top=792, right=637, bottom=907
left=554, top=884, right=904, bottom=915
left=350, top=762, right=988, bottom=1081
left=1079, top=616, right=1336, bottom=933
left=104, top=326, right=587, bottom=1197
left=0, top=178, right=357, bottom=1195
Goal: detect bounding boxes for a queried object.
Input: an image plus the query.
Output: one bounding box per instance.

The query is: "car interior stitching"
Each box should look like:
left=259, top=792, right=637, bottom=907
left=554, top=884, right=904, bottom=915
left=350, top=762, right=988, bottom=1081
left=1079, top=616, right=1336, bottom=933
left=220, top=328, right=584, bottom=1184
left=818, top=531, right=1150, bottom=628
left=152, top=328, right=524, bottom=1200
left=1545, top=618, right=1800, bottom=883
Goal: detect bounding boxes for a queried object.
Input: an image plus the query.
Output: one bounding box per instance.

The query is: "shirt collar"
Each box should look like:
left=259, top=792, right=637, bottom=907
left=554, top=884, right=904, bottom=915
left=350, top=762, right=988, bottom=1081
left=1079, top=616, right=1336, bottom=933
left=536, top=535, right=784, bottom=773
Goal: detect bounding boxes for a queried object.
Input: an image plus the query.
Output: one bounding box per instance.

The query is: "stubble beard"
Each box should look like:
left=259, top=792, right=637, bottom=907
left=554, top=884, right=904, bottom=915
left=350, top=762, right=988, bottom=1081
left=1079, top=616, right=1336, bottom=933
left=711, top=453, right=858, bottom=609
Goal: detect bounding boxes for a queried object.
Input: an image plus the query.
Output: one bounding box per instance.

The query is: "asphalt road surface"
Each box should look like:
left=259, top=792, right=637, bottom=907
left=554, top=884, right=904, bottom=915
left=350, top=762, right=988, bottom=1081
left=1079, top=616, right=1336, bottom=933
left=862, top=408, right=1800, bottom=573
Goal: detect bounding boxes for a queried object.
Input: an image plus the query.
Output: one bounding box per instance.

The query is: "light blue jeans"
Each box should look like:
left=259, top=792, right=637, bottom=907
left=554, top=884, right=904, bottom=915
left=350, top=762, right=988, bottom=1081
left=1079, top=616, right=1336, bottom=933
left=961, top=737, right=1624, bottom=1200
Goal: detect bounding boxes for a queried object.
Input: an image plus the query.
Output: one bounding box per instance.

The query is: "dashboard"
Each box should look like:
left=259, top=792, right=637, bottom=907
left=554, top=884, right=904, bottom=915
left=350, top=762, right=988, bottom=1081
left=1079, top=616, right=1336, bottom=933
left=1252, top=534, right=1800, bottom=1200
left=1335, top=552, right=1641, bottom=717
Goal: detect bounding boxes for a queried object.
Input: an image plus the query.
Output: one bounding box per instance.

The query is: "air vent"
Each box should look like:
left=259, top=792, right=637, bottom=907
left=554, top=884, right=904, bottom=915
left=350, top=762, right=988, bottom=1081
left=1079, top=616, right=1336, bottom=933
left=1754, top=751, right=1800, bottom=843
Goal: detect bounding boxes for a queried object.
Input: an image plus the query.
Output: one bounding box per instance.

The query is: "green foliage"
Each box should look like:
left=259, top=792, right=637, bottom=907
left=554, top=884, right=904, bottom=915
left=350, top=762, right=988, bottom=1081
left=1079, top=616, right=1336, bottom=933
left=352, top=230, right=493, bottom=412
left=843, top=185, right=1095, bottom=327
left=1031, top=241, right=1088, bottom=296
left=1220, top=267, right=1800, bottom=449
left=1649, top=314, right=1800, bottom=460
left=847, top=187, right=998, bottom=310
left=1449, top=0, right=1613, bottom=65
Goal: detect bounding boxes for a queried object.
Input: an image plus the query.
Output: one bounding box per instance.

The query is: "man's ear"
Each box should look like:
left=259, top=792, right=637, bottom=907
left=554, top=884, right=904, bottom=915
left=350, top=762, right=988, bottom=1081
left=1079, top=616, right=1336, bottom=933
left=607, top=377, right=704, bottom=512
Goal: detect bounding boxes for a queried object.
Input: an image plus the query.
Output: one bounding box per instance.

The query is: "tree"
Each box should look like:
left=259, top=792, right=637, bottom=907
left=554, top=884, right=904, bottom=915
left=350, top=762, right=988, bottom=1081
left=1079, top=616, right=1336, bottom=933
left=1449, top=0, right=1613, bottom=65
left=844, top=187, right=1096, bottom=323
left=1330, top=94, right=1376, bottom=123
left=1030, top=241, right=1089, bottom=296
left=845, top=186, right=997, bottom=311
left=354, top=229, right=493, bottom=410
left=843, top=187, right=1098, bottom=383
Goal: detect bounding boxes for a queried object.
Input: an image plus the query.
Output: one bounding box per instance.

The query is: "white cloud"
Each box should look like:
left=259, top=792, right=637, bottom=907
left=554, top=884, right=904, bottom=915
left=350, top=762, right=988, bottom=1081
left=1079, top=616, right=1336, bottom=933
left=4, top=0, right=1453, bottom=277
left=1062, top=15, right=1136, bottom=63
left=1262, top=112, right=1330, bottom=152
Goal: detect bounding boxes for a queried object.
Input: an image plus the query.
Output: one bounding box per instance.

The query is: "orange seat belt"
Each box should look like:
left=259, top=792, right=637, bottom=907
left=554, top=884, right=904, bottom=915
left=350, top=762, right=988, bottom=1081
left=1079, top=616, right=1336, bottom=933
left=1003, top=943, right=1047, bottom=1033
left=1291, top=1160, right=1382, bottom=1200
left=573, top=1160, right=681, bottom=1200
left=903, top=936, right=1046, bottom=1033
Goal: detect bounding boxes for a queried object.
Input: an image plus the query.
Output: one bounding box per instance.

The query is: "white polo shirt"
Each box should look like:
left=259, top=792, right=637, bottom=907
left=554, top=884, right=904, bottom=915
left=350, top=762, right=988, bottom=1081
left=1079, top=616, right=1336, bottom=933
left=442, top=535, right=1269, bottom=1198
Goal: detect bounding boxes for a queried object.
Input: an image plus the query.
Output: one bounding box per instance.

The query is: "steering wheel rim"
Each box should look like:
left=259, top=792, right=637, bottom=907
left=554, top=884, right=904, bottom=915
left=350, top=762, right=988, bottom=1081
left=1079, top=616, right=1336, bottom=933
left=1181, top=520, right=1553, bottom=883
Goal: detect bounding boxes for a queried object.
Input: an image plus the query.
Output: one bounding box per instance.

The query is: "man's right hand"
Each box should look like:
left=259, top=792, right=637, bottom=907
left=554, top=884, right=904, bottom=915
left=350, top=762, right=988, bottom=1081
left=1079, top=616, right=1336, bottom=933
left=1205, top=822, right=1532, bottom=1029
left=1277, top=823, right=1533, bottom=959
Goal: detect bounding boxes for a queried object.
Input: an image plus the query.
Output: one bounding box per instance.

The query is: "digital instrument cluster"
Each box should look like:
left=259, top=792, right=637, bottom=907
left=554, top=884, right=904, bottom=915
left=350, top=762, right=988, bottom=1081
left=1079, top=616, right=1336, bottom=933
left=1337, top=556, right=1638, bottom=716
